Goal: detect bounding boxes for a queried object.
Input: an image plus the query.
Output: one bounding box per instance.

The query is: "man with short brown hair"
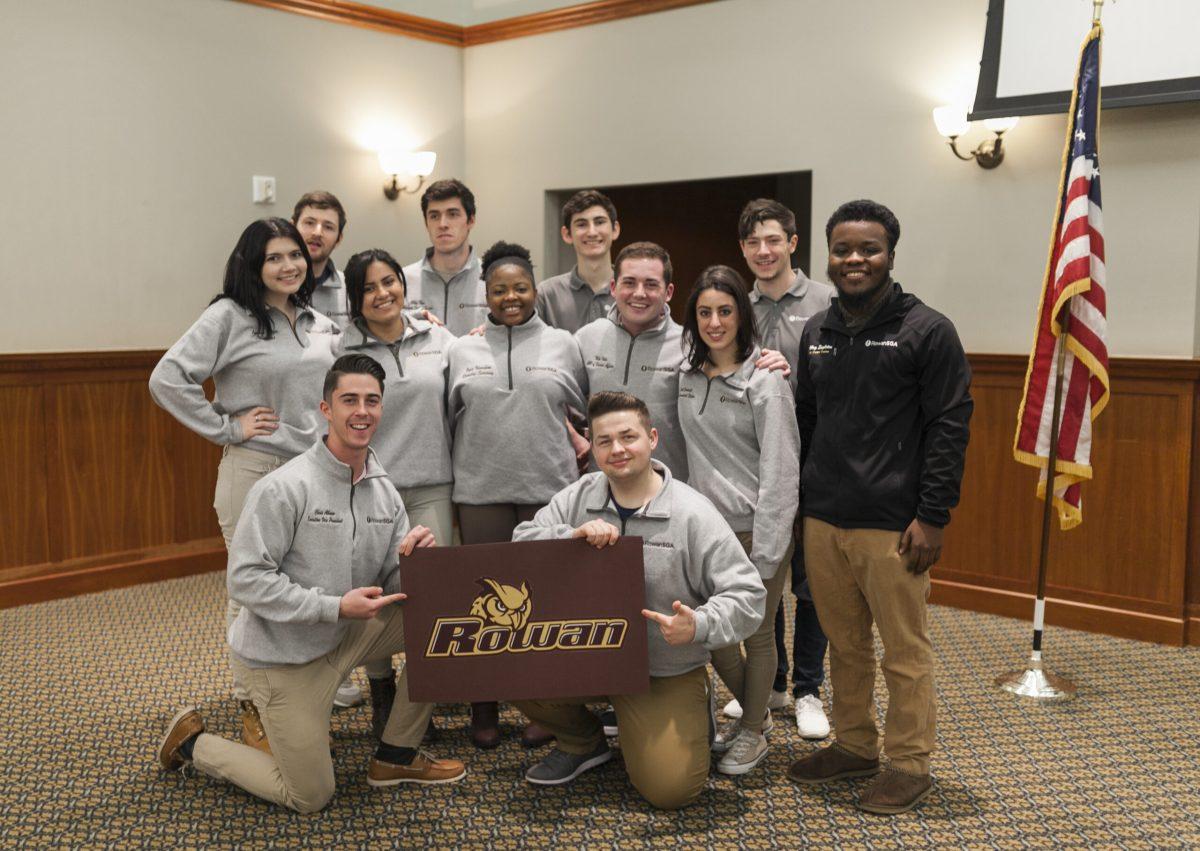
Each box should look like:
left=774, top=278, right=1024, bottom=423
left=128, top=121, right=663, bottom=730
left=537, top=189, right=621, bottom=333
left=293, top=190, right=351, bottom=329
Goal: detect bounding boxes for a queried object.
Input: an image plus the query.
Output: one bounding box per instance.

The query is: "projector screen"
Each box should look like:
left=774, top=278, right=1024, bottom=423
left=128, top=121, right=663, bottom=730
left=971, top=0, right=1200, bottom=119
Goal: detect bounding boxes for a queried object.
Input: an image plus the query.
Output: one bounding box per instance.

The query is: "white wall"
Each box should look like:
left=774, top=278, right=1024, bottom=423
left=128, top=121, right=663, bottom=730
left=4, top=0, right=1199, bottom=356
left=0, top=0, right=463, bottom=352
left=462, top=0, right=1200, bottom=356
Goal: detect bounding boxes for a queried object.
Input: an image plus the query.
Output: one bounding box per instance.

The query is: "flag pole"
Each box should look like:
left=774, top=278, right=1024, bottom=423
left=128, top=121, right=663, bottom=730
left=996, top=313, right=1078, bottom=701
left=995, top=0, right=1104, bottom=703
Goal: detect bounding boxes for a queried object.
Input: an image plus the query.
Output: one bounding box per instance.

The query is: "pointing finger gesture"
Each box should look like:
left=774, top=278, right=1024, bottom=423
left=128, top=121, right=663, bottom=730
left=641, top=600, right=697, bottom=646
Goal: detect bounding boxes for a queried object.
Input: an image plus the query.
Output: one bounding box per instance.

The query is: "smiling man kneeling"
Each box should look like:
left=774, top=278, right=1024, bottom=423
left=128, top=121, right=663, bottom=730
left=156, top=354, right=465, bottom=813
left=511, top=391, right=766, bottom=809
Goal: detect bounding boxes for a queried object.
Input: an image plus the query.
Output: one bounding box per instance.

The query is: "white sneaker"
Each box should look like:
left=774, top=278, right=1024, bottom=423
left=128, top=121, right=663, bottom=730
left=722, top=689, right=788, bottom=719
left=712, top=712, right=773, bottom=753
left=795, top=694, right=831, bottom=740
left=333, top=678, right=364, bottom=708
left=717, top=728, right=769, bottom=776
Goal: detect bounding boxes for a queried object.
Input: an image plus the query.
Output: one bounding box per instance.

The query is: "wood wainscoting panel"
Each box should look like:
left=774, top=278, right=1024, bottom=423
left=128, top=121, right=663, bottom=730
left=1044, top=375, right=1192, bottom=610
left=0, top=385, right=50, bottom=569
left=936, top=366, right=1040, bottom=592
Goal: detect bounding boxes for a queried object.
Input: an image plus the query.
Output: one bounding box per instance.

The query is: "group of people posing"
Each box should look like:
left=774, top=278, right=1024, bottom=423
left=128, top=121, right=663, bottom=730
left=150, top=180, right=973, bottom=817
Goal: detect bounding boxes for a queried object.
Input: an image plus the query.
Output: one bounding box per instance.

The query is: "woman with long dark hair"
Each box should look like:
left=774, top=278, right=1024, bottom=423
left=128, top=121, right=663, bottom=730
left=150, top=217, right=340, bottom=752
left=676, top=264, right=800, bottom=776
left=338, top=248, right=456, bottom=736
left=447, top=240, right=589, bottom=749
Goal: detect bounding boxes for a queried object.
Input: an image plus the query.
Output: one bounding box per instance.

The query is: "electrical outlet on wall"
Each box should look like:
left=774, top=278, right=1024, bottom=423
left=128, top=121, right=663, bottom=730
left=252, top=176, right=276, bottom=205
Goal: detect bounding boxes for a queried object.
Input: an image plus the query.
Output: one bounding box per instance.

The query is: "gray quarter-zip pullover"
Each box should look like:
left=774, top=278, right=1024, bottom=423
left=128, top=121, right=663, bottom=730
left=575, top=307, right=688, bottom=481
left=536, top=267, right=614, bottom=333
left=338, top=313, right=455, bottom=488
left=513, top=462, right=766, bottom=677
left=448, top=313, right=588, bottom=505
left=310, top=263, right=351, bottom=330
left=750, top=269, right=835, bottom=385
left=677, top=349, right=800, bottom=579
left=149, top=298, right=340, bottom=458
left=227, top=439, right=410, bottom=667
left=402, top=248, right=486, bottom=337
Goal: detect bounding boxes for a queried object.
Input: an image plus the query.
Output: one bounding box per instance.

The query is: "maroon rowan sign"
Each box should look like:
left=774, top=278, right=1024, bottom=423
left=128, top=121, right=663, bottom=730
left=400, top=538, right=649, bottom=702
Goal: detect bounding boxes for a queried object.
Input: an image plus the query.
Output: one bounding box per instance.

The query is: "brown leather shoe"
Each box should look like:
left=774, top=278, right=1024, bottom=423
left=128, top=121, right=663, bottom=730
left=787, top=743, right=880, bottom=785
left=520, top=721, right=555, bottom=749
left=470, top=701, right=501, bottom=749
left=366, top=751, right=467, bottom=786
left=857, top=767, right=933, bottom=814
left=240, top=700, right=272, bottom=755
left=158, top=707, right=204, bottom=771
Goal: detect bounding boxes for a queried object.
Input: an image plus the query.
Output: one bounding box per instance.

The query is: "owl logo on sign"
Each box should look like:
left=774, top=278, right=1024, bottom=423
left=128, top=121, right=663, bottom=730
left=469, top=578, right=532, bottom=630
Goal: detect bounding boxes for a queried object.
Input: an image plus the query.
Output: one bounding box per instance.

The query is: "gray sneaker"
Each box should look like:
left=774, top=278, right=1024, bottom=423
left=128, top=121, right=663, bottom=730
left=524, top=742, right=613, bottom=786
left=712, top=711, right=773, bottom=754
left=717, top=728, right=769, bottom=776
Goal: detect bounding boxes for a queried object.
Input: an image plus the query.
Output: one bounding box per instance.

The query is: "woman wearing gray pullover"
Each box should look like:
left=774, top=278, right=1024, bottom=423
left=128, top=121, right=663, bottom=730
left=677, top=265, right=801, bottom=777
left=446, top=240, right=588, bottom=749
left=337, top=248, right=457, bottom=735
left=149, top=218, right=339, bottom=749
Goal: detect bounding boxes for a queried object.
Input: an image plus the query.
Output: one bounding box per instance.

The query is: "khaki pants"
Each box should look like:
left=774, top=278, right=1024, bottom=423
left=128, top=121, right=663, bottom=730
left=515, top=666, right=710, bottom=810
left=710, top=532, right=793, bottom=734
left=215, top=445, right=288, bottom=701
left=803, top=518, right=935, bottom=774
left=192, top=604, right=430, bottom=813
left=363, top=483, right=454, bottom=680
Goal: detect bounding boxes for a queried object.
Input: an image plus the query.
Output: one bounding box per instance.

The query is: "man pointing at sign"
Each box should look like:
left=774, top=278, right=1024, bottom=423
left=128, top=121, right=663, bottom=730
left=513, top=391, right=765, bottom=809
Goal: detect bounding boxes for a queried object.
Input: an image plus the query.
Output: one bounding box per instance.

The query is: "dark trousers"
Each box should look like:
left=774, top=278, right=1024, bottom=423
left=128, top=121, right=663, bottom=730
left=773, top=528, right=829, bottom=698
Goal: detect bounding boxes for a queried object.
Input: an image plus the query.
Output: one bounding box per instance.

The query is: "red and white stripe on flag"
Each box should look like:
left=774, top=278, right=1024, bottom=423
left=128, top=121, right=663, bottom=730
left=1013, top=24, right=1110, bottom=531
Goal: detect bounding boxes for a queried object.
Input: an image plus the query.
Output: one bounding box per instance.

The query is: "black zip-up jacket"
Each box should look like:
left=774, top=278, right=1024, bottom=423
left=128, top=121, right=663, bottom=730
left=794, top=282, right=972, bottom=531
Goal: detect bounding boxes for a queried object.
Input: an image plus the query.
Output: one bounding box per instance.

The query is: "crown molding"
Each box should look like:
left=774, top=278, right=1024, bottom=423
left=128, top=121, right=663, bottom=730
left=231, top=0, right=723, bottom=47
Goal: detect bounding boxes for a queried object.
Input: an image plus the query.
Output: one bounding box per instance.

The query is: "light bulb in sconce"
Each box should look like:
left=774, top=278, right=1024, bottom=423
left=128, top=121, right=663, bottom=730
left=932, top=105, right=969, bottom=139
left=983, top=116, right=1020, bottom=135
left=380, top=150, right=437, bottom=200
left=932, top=104, right=1017, bottom=170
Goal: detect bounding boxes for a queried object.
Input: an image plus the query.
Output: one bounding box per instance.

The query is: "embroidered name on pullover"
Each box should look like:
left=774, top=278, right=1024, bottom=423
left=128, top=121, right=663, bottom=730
left=513, top=463, right=765, bottom=677
left=149, top=298, right=339, bottom=458
left=226, top=440, right=410, bottom=667
left=677, top=349, right=800, bottom=579
left=575, top=307, right=689, bottom=481
left=447, top=314, right=588, bottom=505
left=338, top=313, right=455, bottom=488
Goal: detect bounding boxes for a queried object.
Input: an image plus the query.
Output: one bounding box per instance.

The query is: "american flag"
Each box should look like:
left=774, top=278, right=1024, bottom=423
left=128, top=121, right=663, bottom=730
left=1013, top=24, right=1110, bottom=531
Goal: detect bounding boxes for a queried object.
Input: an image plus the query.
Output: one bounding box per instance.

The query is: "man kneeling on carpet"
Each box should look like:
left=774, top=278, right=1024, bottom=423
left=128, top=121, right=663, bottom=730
left=512, top=391, right=766, bottom=810
left=158, top=354, right=466, bottom=813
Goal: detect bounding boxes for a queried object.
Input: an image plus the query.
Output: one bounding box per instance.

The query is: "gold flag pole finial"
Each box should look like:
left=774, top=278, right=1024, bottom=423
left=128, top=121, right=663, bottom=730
left=1093, top=0, right=1104, bottom=24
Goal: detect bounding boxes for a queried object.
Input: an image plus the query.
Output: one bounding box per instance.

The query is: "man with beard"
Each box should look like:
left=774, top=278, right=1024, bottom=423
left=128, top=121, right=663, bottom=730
left=786, top=200, right=972, bottom=815
left=293, top=191, right=352, bottom=329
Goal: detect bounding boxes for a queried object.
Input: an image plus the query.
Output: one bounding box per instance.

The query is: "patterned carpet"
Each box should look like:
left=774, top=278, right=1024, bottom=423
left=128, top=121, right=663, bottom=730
left=2, top=571, right=1197, bottom=849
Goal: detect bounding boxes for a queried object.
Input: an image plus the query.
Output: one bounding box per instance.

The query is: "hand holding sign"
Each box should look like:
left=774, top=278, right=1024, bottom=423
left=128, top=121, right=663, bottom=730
left=399, top=524, right=437, bottom=556
left=340, top=586, right=406, bottom=619
left=572, top=520, right=620, bottom=549
left=641, top=600, right=696, bottom=646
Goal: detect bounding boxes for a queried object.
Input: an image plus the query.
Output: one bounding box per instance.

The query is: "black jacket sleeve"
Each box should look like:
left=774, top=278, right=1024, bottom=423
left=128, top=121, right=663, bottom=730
left=794, top=323, right=817, bottom=477
left=915, top=317, right=973, bottom=527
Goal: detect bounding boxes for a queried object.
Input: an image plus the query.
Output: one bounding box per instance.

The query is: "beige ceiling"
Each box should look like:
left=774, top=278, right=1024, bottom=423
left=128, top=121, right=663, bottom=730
left=365, top=0, right=586, bottom=26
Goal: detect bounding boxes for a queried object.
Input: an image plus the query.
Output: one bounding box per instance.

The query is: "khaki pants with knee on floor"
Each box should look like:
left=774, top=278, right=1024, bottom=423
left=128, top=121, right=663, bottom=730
left=191, top=605, right=432, bottom=813
left=515, top=665, right=711, bottom=810
left=803, top=517, right=935, bottom=775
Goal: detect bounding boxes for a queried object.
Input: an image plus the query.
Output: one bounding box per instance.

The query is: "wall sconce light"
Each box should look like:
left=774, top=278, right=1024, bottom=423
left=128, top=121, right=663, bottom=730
left=932, top=105, right=1019, bottom=169
left=380, top=150, right=437, bottom=200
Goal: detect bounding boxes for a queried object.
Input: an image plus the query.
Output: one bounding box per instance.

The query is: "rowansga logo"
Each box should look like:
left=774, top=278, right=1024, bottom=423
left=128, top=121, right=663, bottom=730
left=425, top=577, right=629, bottom=657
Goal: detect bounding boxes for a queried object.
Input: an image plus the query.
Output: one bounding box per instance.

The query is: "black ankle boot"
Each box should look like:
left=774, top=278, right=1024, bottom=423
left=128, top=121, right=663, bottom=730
left=369, top=674, right=396, bottom=740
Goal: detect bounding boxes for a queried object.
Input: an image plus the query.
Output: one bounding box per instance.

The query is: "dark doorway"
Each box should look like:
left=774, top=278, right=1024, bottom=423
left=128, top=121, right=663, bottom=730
left=546, top=171, right=812, bottom=323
